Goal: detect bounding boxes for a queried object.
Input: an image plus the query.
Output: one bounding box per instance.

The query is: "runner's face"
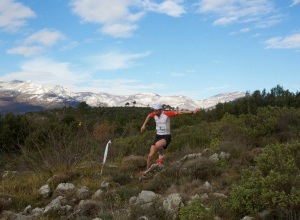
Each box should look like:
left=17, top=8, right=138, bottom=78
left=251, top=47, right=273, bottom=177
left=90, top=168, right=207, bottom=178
left=154, top=109, right=162, bottom=116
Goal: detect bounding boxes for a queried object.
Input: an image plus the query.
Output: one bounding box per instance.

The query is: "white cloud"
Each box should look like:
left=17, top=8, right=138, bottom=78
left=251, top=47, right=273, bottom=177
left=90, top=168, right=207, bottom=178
left=0, top=0, right=35, bottom=32
left=0, top=58, right=87, bottom=86
left=240, top=28, right=250, bottom=33
left=255, top=14, right=283, bottom=28
left=70, top=0, right=185, bottom=37
left=6, top=46, right=44, bottom=57
left=147, top=0, right=186, bottom=17
left=291, top=0, right=300, bottom=6
left=264, top=33, right=300, bottom=49
left=0, top=57, right=164, bottom=95
left=87, top=51, right=150, bottom=70
left=70, top=0, right=144, bottom=37
left=7, top=29, right=66, bottom=57
left=213, top=16, right=237, bottom=25
left=70, top=0, right=133, bottom=23
left=203, top=84, right=231, bottom=93
left=24, top=29, right=65, bottom=46
left=197, top=0, right=275, bottom=26
left=60, top=41, right=79, bottom=51
left=101, top=23, right=138, bottom=38
left=169, top=72, right=186, bottom=77
left=84, top=79, right=166, bottom=95
left=69, top=78, right=139, bottom=93
left=212, top=60, right=225, bottom=64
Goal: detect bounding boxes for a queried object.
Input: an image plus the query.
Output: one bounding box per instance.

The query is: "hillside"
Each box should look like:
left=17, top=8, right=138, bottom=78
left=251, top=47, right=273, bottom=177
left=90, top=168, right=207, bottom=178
left=1, top=85, right=300, bottom=219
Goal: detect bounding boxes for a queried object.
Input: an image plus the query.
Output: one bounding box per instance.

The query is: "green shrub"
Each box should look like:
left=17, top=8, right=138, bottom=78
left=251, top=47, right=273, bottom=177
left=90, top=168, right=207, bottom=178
left=115, top=186, right=140, bottom=202
left=112, top=172, right=132, bottom=185
left=171, top=124, right=211, bottom=152
left=129, top=198, right=166, bottom=220
left=179, top=198, right=214, bottom=220
left=230, top=142, right=300, bottom=218
left=180, top=158, right=225, bottom=182
left=114, top=132, right=153, bottom=158
left=145, top=166, right=180, bottom=193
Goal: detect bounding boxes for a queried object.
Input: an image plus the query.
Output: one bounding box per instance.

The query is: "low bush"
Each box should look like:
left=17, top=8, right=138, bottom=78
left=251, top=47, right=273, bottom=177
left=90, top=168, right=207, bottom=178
left=120, top=155, right=147, bottom=172
left=230, top=142, right=300, bottom=218
left=112, top=172, right=132, bottom=185
left=145, top=166, right=180, bottom=193
left=180, top=157, right=225, bottom=182
left=179, top=198, right=214, bottom=220
left=129, top=198, right=166, bottom=220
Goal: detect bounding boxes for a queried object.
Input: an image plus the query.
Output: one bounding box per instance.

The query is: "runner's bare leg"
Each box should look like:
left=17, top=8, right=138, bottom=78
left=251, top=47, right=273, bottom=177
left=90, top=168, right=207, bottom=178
left=147, top=139, right=166, bottom=169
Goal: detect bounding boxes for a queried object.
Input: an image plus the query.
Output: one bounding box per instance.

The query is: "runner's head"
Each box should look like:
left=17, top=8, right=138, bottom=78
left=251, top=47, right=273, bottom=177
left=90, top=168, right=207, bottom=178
left=152, top=103, right=163, bottom=116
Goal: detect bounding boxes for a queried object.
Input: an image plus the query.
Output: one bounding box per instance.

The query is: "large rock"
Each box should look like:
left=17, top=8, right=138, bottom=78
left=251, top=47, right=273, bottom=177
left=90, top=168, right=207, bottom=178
left=179, top=153, right=202, bottom=163
left=38, top=184, right=51, bottom=198
left=163, top=193, right=182, bottom=220
left=76, top=186, right=90, bottom=200
left=44, top=196, right=72, bottom=215
left=56, top=183, right=76, bottom=191
left=130, top=190, right=160, bottom=208
left=53, top=183, right=77, bottom=198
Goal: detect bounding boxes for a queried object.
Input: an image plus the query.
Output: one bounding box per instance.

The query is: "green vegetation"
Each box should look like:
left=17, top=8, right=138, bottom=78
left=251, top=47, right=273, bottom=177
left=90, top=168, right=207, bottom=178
left=179, top=198, right=214, bottom=220
left=230, top=142, right=300, bottom=218
left=1, top=85, right=300, bottom=219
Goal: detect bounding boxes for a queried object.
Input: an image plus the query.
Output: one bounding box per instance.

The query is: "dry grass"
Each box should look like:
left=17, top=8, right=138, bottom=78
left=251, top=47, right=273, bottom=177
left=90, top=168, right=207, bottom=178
left=164, top=179, right=205, bottom=202
left=0, top=159, right=111, bottom=210
left=0, top=146, right=237, bottom=219
left=120, top=155, right=147, bottom=172
left=0, top=193, right=14, bottom=213
left=46, top=171, right=80, bottom=188
left=77, top=199, right=104, bottom=217
left=1, top=171, right=52, bottom=211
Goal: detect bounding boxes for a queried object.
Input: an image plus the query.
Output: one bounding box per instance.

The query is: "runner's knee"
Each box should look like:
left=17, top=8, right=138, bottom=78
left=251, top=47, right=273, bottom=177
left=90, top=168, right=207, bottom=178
left=148, top=154, right=155, bottom=160
left=148, top=146, right=156, bottom=157
left=155, top=141, right=166, bottom=149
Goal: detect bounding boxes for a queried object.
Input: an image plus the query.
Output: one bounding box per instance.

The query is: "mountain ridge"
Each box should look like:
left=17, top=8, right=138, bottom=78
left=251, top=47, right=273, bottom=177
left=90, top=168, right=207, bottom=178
left=0, top=80, right=246, bottom=114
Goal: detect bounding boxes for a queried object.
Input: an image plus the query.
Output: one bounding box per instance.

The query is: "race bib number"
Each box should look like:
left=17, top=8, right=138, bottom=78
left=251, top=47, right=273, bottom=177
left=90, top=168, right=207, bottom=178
left=156, top=124, right=166, bottom=134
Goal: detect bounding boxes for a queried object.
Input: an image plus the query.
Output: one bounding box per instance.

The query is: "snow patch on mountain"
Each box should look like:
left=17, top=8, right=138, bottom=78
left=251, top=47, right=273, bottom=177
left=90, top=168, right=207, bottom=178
left=0, top=80, right=246, bottom=110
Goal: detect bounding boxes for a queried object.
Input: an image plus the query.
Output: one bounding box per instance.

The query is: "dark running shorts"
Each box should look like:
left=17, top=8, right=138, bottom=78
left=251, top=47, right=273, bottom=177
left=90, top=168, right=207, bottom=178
left=153, top=134, right=172, bottom=149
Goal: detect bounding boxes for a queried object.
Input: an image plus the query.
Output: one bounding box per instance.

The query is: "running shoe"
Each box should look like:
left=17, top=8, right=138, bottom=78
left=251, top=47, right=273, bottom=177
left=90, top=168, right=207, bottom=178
left=156, top=157, right=164, bottom=164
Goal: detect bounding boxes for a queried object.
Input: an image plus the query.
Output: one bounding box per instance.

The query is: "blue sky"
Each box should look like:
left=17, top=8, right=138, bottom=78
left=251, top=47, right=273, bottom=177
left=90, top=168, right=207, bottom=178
left=0, top=0, right=300, bottom=100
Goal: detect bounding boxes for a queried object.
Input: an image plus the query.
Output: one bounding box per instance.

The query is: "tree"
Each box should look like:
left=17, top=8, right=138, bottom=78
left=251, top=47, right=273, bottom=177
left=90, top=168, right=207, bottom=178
left=0, top=113, right=30, bottom=154
left=78, top=101, right=89, bottom=110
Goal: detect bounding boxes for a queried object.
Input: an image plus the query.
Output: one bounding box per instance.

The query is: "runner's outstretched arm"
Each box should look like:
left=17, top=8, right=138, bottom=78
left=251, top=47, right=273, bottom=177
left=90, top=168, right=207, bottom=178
left=177, top=109, right=199, bottom=115
left=141, top=114, right=151, bottom=133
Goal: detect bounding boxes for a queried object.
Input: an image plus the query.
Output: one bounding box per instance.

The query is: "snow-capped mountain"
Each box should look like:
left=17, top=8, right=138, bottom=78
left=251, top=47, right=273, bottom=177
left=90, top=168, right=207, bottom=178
left=0, top=80, right=246, bottom=114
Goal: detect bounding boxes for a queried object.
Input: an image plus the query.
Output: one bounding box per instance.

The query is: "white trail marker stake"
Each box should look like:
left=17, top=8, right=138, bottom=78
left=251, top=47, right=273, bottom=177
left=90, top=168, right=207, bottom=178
left=100, top=140, right=111, bottom=175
